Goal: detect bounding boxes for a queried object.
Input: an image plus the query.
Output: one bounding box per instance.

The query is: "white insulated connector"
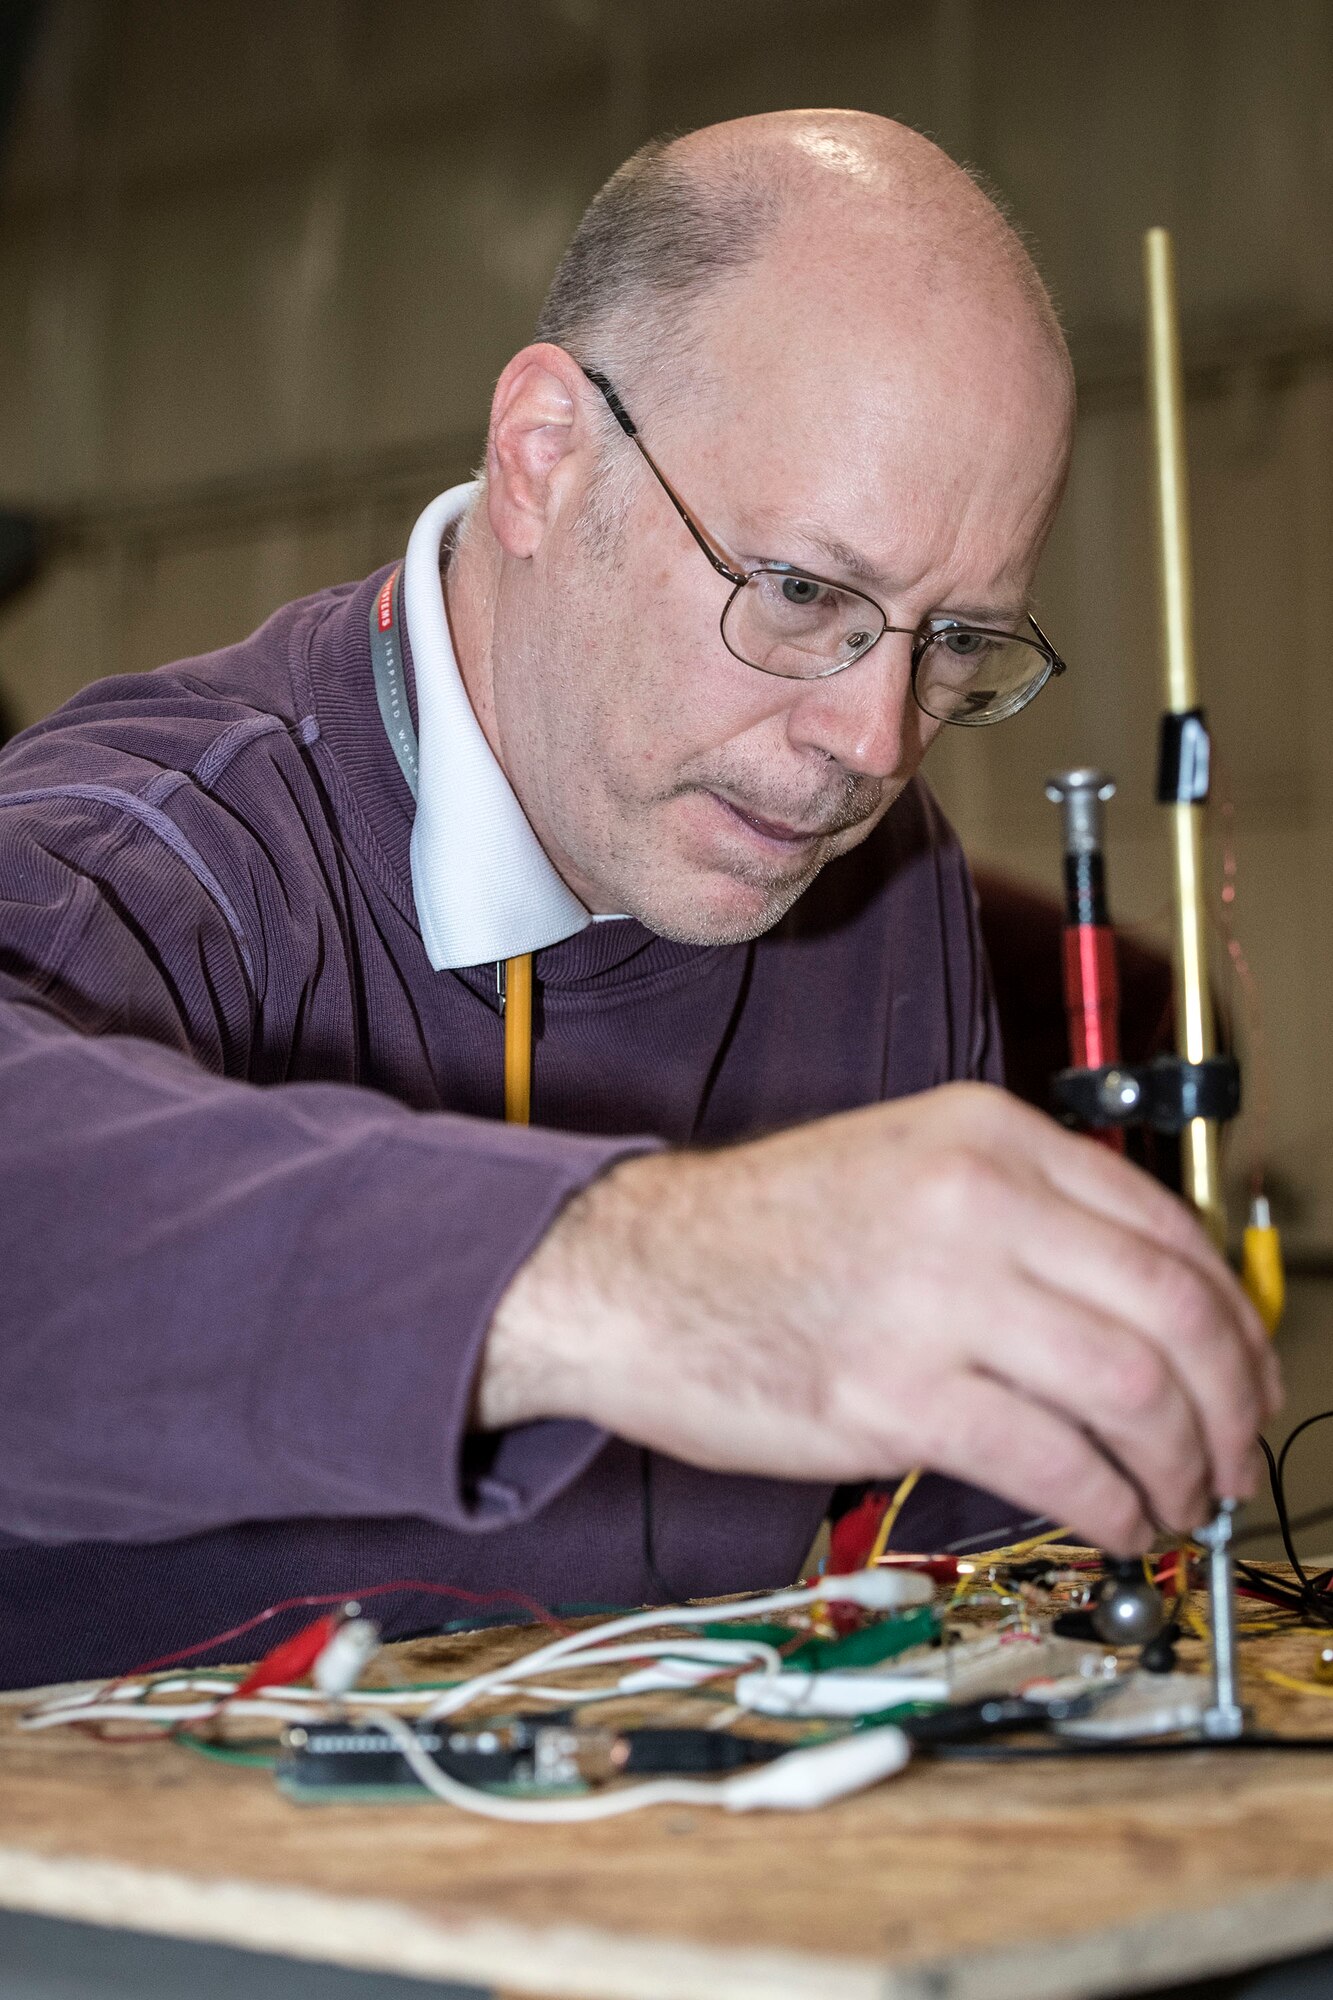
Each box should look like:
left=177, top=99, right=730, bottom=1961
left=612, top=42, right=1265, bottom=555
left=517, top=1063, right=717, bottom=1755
left=813, top=1569, right=934, bottom=1609
left=717, top=1725, right=912, bottom=1809
left=312, top=1618, right=381, bottom=1695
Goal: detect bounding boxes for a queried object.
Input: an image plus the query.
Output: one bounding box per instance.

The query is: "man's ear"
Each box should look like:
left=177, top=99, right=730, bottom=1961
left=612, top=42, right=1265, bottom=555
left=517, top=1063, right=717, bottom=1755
left=485, top=343, right=595, bottom=559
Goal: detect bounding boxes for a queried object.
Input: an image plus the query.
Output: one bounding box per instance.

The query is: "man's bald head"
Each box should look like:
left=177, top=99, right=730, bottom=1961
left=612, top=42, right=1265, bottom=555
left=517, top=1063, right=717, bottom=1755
left=536, top=110, right=1072, bottom=418
left=454, top=109, right=1076, bottom=946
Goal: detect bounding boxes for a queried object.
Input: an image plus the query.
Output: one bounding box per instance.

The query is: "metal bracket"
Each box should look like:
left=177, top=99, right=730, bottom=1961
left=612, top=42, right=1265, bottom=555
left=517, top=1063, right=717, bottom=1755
left=1052, top=1053, right=1240, bottom=1134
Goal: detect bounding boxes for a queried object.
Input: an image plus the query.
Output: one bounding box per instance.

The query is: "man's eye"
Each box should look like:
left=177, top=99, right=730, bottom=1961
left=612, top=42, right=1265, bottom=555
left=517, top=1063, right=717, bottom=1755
left=781, top=575, right=823, bottom=606
left=939, top=628, right=988, bottom=657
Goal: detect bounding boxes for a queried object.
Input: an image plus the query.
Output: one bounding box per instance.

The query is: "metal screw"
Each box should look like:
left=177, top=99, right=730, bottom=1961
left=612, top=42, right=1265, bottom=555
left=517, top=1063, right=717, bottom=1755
left=1099, top=1069, right=1142, bottom=1116
left=1045, top=769, right=1118, bottom=856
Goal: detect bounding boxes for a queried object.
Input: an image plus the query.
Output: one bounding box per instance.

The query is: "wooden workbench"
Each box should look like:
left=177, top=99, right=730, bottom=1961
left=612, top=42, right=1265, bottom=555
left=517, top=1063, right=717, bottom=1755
left=3, top=1578, right=1333, bottom=2000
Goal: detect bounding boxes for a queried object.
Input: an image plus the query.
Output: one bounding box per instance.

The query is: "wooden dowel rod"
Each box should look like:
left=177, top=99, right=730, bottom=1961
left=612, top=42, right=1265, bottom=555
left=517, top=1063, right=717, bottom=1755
left=1143, top=226, right=1223, bottom=1237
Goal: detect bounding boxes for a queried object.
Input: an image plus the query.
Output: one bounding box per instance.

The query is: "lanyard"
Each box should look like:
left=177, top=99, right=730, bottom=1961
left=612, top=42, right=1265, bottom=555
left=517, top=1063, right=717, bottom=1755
left=369, top=566, right=420, bottom=800
left=370, top=563, right=531, bottom=1123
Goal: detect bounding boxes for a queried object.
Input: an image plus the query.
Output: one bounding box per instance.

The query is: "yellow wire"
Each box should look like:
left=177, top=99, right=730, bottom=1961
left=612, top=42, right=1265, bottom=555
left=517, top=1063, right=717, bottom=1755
left=1257, top=1668, right=1333, bottom=1700
left=865, top=1468, right=922, bottom=1568
left=957, top=1526, right=1076, bottom=1566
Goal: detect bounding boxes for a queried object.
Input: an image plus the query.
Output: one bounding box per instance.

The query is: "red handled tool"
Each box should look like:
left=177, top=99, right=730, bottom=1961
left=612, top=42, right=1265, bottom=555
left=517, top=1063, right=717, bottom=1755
left=1045, top=769, right=1124, bottom=1152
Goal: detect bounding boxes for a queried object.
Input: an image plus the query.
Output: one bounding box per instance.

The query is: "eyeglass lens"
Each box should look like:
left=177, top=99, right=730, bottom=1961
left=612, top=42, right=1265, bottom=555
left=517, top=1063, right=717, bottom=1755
left=723, top=570, right=884, bottom=676
left=913, top=630, right=1051, bottom=725
left=723, top=570, right=1051, bottom=724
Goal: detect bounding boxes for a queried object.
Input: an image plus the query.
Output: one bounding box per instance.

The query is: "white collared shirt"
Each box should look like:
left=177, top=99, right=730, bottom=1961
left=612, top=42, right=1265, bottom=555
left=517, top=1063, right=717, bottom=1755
left=404, top=485, right=604, bottom=972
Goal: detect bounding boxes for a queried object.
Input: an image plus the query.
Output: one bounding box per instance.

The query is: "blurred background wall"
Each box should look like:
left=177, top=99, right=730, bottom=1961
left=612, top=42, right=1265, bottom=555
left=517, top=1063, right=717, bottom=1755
left=0, top=0, right=1330, bottom=1296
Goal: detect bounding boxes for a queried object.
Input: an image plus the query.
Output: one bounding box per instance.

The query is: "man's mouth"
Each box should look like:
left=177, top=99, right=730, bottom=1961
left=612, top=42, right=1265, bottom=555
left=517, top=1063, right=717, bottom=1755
left=711, top=794, right=834, bottom=849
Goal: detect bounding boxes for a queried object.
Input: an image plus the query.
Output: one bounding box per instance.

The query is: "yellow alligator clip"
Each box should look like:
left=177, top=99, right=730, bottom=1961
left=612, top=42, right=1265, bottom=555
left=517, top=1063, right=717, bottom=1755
left=1242, top=1192, right=1285, bottom=1336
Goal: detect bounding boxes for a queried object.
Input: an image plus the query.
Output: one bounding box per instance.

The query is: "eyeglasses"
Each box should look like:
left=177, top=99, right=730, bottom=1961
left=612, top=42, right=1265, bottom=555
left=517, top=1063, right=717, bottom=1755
left=581, top=367, right=1067, bottom=727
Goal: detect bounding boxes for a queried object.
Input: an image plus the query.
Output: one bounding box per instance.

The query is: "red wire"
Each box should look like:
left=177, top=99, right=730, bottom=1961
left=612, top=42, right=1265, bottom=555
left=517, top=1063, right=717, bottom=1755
left=117, top=1579, right=564, bottom=1683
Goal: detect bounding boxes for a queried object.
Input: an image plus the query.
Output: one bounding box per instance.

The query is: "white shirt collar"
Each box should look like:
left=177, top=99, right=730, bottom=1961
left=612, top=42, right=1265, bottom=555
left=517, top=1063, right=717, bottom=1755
left=404, top=485, right=594, bottom=971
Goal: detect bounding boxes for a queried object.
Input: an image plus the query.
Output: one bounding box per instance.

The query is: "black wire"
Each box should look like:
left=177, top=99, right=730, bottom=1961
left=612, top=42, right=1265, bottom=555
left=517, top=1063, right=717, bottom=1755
left=1258, top=1434, right=1308, bottom=1586
left=1248, top=1408, right=1328, bottom=1624
left=927, top=1735, right=1333, bottom=1761
left=1234, top=1558, right=1309, bottom=1612
left=1232, top=1559, right=1309, bottom=1615
left=1277, top=1410, right=1333, bottom=1557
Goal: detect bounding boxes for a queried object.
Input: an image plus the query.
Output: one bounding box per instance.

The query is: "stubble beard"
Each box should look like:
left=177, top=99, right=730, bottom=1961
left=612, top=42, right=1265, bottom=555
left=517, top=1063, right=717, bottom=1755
left=606, top=764, right=895, bottom=947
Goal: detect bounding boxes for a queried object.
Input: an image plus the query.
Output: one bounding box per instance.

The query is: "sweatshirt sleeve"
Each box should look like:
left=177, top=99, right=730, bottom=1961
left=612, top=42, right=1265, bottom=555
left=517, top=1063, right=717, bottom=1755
left=0, top=794, right=641, bottom=1545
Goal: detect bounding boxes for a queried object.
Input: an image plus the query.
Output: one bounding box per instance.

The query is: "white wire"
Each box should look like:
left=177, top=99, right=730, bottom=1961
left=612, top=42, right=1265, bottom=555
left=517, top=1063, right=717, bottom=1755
left=366, top=1709, right=724, bottom=1823
left=419, top=1581, right=835, bottom=1724
left=496, top=1638, right=775, bottom=1672
left=27, top=1679, right=226, bottom=1715
left=474, top=1637, right=783, bottom=1700
left=23, top=1632, right=781, bottom=1736
left=119, top=1677, right=240, bottom=1699
left=19, top=1697, right=327, bottom=1731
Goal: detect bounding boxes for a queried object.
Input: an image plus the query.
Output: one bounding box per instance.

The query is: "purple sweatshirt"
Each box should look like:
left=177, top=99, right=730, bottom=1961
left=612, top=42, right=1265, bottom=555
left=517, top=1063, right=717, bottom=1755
left=0, top=562, right=1021, bottom=1688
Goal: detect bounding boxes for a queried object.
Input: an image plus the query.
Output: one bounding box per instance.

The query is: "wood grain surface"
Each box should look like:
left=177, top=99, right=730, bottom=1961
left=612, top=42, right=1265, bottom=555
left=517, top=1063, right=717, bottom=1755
left=3, top=1567, right=1333, bottom=2000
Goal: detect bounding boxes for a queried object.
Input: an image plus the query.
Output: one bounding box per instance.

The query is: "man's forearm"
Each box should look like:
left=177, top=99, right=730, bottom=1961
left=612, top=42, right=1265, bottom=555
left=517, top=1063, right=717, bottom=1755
left=0, top=989, right=631, bottom=1542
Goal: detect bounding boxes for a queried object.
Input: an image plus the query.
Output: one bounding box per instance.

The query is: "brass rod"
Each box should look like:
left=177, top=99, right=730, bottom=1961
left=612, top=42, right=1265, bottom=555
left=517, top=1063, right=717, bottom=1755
left=1143, top=227, right=1222, bottom=1235
left=503, top=952, right=533, bottom=1125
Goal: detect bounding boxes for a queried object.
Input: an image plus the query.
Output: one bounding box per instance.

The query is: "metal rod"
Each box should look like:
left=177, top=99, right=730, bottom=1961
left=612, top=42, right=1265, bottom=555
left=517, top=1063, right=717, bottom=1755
left=1197, top=1501, right=1246, bottom=1738
left=1143, top=227, right=1223, bottom=1239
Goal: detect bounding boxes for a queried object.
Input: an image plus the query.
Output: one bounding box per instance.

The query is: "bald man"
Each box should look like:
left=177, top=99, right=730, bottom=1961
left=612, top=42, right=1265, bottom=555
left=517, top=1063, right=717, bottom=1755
left=0, top=113, right=1276, bottom=1686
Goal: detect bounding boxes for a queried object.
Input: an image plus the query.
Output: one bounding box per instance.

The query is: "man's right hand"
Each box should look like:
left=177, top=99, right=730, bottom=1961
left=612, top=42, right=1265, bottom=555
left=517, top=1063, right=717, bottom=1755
left=479, top=1082, right=1281, bottom=1552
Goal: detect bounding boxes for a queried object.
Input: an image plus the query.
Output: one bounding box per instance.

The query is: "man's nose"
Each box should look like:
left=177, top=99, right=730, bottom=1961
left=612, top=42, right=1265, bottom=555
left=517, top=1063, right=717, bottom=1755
left=785, top=634, right=917, bottom=780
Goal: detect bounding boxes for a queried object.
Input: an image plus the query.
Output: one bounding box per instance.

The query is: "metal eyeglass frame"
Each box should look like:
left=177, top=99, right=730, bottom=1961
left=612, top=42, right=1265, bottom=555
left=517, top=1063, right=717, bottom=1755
left=580, top=366, right=1067, bottom=722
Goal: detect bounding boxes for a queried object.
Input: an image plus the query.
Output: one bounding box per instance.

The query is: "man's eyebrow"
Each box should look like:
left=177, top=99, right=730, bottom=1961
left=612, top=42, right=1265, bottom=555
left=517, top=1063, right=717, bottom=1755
left=795, top=527, right=884, bottom=586
left=931, top=598, right=1034, bottom=629
left=785, top=527, right=1032, bottom=626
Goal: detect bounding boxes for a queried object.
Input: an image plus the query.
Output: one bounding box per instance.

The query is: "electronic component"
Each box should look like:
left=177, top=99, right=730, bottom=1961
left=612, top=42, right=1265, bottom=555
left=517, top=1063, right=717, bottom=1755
left=276, top=1719, right=785, bottom=1802
left=279, top=1720, right=532, bottom=1797
left=1054, top=1671, right=1208, bottom=1742
left=735, top=1632, right=1118, bottom=1718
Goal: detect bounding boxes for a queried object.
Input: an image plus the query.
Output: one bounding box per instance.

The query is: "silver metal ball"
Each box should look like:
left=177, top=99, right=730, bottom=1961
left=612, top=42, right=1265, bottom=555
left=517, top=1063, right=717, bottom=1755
left=1090, top=1575, right=1167, bottom=1647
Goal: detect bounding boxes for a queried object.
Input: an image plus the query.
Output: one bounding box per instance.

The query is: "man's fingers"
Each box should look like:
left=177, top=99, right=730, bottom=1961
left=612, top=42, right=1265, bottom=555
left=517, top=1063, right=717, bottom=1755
left=1015, top=1106, right=1281, bottom=1420
left=1011, top=1185, right=1268, bottom=1503
left=918, top=1369, right=1159, bottom=1553
left=937, top=1091, right=1276, bottom=1403
left=958, top=1276, right=1215, bottom=1532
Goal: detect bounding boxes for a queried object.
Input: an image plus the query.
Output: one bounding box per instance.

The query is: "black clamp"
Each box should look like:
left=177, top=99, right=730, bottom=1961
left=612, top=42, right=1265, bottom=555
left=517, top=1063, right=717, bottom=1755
left=1157, top=709, right=1211, bottom=805
left=1052, top=1053, right=1241, bottom=1133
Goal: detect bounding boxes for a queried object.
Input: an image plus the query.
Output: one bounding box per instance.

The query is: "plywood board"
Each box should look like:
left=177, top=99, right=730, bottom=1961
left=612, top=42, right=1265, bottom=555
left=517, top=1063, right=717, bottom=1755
left=3, top=1571, right=1333, bottom=1999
